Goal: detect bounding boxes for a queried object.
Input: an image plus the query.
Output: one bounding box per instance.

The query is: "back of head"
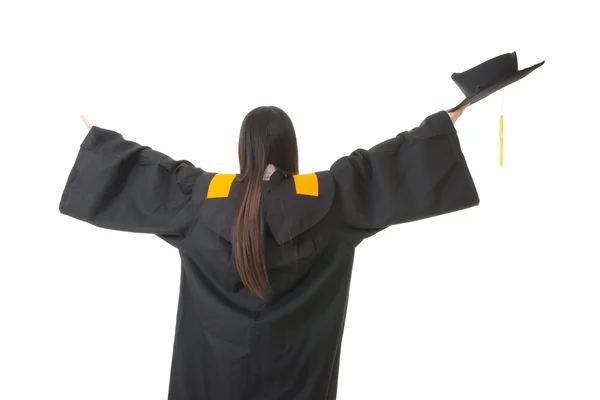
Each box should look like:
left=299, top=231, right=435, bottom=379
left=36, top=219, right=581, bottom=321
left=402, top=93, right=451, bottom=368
left=233, top=106, right=299, bottom=300
left=238, top=106, right=298, bottom=178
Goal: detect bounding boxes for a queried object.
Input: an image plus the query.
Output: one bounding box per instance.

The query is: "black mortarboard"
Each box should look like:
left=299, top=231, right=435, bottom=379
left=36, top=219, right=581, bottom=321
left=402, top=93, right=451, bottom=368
left=449, top=52, right=545, bottom=112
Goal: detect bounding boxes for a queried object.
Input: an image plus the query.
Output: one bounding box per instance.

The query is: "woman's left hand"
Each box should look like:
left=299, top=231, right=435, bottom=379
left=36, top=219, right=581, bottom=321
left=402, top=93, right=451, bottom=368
left=81, top=115, right=93, bottom=131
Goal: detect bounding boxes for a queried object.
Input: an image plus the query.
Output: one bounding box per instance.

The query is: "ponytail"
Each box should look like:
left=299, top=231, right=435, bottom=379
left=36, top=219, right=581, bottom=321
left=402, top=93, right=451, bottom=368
left=232, top=174, right=270, bottom=299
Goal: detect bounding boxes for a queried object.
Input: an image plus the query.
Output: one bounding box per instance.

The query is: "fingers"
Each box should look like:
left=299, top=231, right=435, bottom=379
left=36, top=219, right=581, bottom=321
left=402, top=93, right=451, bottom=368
left=80, top=115, right=92, bottom=130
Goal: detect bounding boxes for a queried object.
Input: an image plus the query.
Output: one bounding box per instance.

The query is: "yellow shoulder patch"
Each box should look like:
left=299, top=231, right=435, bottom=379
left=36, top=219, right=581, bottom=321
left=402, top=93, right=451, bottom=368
left=207, top=173, right=236, bottom=198
left=292, top=173, right=319, bottom=197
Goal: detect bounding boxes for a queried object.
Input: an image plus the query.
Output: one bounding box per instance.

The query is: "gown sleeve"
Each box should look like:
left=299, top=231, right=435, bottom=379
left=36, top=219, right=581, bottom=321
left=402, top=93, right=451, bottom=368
left=329, top=110, right=480, bottom=246
left=58, top=125, right=203, bottom=243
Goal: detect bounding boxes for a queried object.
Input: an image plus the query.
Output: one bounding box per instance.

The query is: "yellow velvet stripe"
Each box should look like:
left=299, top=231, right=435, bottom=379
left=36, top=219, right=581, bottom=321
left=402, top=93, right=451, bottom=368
left=293, top=173, right=319, bottom=196
left=207, top=174, right=236, bottom=198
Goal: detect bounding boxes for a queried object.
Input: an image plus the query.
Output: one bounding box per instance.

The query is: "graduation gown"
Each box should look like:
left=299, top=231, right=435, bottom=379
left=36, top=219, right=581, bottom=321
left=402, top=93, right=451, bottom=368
left=59, top=110, right=479, bottom=400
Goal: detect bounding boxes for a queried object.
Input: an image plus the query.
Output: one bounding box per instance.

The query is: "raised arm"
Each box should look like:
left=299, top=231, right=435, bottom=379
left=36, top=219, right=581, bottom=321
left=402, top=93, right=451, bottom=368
left=58, top=119, right=203, bottom=246
left=329, top=107, right=479, bottom=246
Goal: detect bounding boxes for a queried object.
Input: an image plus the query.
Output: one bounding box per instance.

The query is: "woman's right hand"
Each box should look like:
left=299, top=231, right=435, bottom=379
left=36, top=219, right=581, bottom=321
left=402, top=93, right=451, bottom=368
left=445, top=103, right=469, bottom=125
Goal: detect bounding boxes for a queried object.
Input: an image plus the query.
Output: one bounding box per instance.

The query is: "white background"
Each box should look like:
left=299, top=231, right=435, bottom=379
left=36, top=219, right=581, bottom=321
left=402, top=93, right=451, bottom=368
left=1, top=1, right=599, bottom=399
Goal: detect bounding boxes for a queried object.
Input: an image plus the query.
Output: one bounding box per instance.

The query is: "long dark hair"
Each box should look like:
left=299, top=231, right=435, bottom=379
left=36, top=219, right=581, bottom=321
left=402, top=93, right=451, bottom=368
left=232, top=106, right=299, bottom=299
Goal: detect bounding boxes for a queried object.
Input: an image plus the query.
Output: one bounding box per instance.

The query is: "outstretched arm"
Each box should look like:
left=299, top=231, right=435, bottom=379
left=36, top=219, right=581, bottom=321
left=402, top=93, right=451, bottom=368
left=59, top=116, right=204, bottom=245
left=330, top=105, right=479, bottom=246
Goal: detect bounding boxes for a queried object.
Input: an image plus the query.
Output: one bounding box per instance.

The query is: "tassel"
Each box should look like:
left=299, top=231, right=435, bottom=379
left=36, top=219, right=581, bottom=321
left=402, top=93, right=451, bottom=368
left=499, top=89, right=505, bottom=168
left=499, top=114, right=504, bottom=168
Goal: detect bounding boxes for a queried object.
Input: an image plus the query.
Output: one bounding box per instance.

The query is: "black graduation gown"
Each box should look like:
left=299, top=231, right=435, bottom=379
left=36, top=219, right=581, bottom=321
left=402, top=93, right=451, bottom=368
left=59, top=110, right=479, bottom=400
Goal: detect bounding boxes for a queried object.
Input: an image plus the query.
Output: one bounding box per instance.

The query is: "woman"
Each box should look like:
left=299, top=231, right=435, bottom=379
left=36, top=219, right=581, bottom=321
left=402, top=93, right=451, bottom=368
left=59, top=103, right=477, bottom=400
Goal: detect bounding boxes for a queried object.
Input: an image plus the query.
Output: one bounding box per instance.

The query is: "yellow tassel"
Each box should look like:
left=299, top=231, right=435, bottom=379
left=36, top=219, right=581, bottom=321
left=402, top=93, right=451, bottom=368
left=499, top=114, right=504, bottom=168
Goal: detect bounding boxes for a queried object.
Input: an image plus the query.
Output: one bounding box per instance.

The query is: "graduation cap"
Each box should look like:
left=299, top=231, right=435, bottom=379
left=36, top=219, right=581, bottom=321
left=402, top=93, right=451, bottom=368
left=449, top=51, right=545, bottom=167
